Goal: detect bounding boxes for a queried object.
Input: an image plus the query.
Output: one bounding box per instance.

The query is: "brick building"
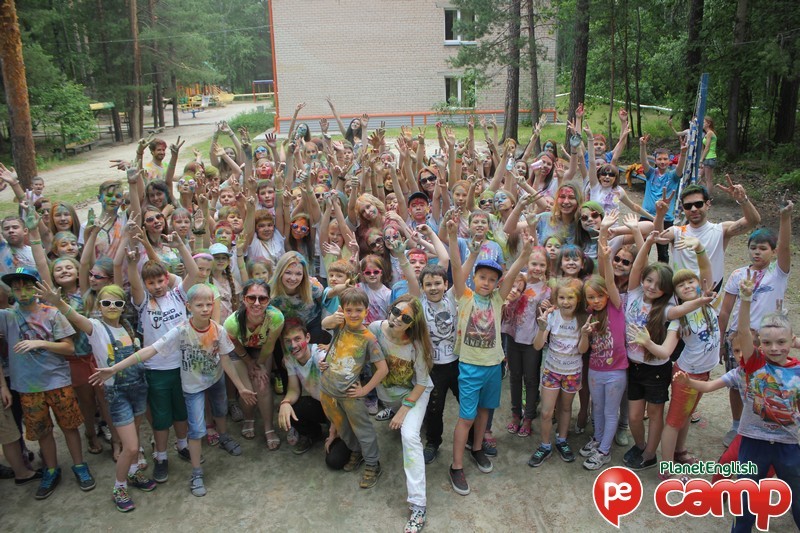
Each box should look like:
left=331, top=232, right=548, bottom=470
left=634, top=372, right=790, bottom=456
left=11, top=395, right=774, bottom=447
left=268, top=0, right=557, bottom=132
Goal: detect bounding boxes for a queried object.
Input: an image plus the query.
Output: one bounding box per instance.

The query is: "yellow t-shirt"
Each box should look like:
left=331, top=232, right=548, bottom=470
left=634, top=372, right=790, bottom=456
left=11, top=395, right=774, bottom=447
left=455, top=288, right=505, bottom=366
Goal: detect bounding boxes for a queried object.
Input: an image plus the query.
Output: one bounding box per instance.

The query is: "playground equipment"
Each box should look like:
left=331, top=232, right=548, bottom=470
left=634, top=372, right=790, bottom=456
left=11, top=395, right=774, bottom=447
left=251, top=80, right=274, bottom=102
left=177, top=83, right=234, bottom=116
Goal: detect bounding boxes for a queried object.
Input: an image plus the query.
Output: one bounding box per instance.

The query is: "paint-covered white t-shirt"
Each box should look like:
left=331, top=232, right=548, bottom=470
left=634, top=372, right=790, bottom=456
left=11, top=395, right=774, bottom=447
left=133, top=285, right=188, bottom=370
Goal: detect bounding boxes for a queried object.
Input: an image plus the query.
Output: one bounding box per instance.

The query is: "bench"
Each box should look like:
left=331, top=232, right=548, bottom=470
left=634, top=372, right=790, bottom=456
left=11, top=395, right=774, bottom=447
left=51, top=140, right=97, bottom=158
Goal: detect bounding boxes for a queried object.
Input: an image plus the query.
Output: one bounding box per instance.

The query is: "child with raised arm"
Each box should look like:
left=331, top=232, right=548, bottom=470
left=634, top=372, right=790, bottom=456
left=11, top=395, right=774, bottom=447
left=674, top=274, right=800, bottom=532
left=718, top=198, right=792, bottom=446
left=90, top=284, right=257, bottom=498
left=319, top=288, right=389, bottom=489
left=126, top=226, right=199, bottom=483
left=37, top=281, right=155, bottom=511
left=578, top=243, right=626, bottom=470
left=446, top=217, right=533, bottom=496
left=628, top=236, right=718, bottom=476
left=0, top=267, right=94, bottom=500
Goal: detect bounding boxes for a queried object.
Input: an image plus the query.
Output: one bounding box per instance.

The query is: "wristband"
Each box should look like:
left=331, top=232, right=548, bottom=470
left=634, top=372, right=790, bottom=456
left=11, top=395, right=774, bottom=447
left=65, top=306, right=74, bottom=317
left=280, top=399, right=292, bottom=406
left=402, top=398, right=416, bottom=408
left=135, top=353, right=142, bottom=363
left=30, top=240, right=42, bottom=246
left=736, top=196, right=749, bottom=205
left=696, top=248, right=706, bottom=255
left=740, top=296, right=752, bottom=302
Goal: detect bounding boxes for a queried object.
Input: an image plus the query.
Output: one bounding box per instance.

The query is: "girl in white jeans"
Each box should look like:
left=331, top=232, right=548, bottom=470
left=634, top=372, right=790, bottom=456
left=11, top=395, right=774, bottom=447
left=368, top=294, right=433, bottom=533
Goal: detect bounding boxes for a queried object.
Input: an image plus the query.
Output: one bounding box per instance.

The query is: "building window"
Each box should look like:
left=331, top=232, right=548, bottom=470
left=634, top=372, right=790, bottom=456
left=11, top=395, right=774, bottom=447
left=445, top=75, right=476, bottom=108
left=444, top=9, right=475, bottom=45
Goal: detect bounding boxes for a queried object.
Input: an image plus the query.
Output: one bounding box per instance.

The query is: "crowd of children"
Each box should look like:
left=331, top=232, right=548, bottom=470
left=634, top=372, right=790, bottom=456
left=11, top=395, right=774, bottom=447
left=0, top=103, right=798, bottom=532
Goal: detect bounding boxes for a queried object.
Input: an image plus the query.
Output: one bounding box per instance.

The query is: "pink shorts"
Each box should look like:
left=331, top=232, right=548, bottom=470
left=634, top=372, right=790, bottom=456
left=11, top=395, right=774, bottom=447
left=665, top=363, right=709, bottom=428
left=541, top=368, right=582, bottom=393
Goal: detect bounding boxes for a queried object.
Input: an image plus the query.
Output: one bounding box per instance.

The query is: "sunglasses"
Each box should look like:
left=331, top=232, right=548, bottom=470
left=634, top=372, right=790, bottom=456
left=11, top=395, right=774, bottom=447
left=363, top=269, right=382, bottom=276
left=613, top=255, right=632, bottom=266
left=390, top=306, right=413, bottom=324
left=244, top=294, right=269, bottom=304
left=89, top=272, right=109, bottom=280
left=291, top=223, right=310, bottom=234
left=599, top=171, right=616, bottom=177
left=580, top=212, right=602, bottom=222
left=144, top=214, right=164, bottom=224
left=420, top=176, right=436, bottom=184
left=369, top=237, right=384, bottom=247
left=180, top=179, right=196, bottom=187
left=682, top=200, right=706, bottom=211
left=479, top=199, right=493, bottom=206
left=99, top=300, right=125, bottom=308
left=255, top=147, right=268, bottom=153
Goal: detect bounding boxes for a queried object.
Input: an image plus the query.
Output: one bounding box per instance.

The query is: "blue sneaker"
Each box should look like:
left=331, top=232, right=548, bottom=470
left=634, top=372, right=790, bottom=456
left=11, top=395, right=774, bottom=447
left=71, top=463, right=96, bottom=491
left=35, top=467, right=62, bottom=500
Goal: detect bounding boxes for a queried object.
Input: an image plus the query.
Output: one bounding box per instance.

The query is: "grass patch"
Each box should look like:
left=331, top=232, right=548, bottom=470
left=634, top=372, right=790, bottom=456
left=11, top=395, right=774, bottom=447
left=0, top=181, right=102, bottom=219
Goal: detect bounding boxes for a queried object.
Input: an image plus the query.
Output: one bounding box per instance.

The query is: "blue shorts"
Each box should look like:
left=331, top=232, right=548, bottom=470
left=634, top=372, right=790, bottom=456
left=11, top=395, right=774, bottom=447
left=184, top=376, right=228, bottom=440
left=457, top=362, right=502, bottom=420
left=105, top=380, right=148, bottom=427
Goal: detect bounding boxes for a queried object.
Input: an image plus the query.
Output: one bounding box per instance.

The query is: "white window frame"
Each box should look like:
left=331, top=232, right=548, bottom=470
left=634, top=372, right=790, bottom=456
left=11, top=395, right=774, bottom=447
left=444, top=9, right=476, bottom=46
left=445, top=76, right=476, bottom=109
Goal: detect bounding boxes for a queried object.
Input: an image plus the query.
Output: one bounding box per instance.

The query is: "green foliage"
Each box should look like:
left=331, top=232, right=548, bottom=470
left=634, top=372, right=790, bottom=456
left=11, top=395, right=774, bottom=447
left=778, top=169, right=800, bottom=188
left=227, top=110, right=275, bottom=135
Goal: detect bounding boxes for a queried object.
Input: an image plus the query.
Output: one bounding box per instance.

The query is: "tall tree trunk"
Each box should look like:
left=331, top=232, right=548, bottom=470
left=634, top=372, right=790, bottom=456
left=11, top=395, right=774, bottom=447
left=130, top=0, right=143, bottom=139
left=622, top=0, right=633, bottom=136
left=503, top=0, right=522, bottom=143
left=725, top=0, right=748, bottom=156
left=149, top=0, right=164, bottom=129
left=607, top=0, right=616, bottom=144
left=170, top=57, right=179, bottom=128
left=684, top=0, right=705, bottom=125
left=634, top=7, right=642, bottom=138
left=526, top=0, right=541, bottom=154
left=568, top=0, right=590, bottom=147
left=774, top=75, right=799, bottom=144
left=0, top=0, right=37, bottom=189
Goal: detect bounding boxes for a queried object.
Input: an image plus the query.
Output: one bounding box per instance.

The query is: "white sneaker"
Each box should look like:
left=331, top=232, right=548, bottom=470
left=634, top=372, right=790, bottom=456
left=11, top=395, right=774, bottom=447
left=615, top=428, right=630, bottom=447
left=579, top=439, right=600, bottom=457
left=583, top=449, right=611, bottom=470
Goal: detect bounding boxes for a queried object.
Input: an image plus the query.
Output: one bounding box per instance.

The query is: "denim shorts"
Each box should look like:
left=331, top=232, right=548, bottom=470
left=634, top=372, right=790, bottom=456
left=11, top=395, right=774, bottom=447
left=457, top=362, right=502, bottom=420
left=105, top=380, right=149, bottom=427
left=184, top=376, right=228, bottom=440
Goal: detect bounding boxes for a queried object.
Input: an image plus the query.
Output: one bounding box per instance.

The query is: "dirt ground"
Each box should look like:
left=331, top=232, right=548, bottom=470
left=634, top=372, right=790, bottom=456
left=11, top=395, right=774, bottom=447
left=1, top=118, right=799, bottom=531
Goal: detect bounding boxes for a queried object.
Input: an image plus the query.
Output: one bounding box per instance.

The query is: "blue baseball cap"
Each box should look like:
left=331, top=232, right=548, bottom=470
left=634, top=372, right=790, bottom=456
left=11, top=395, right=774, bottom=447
left=474, top=259, right=503, bottom=279
left=1, top=266, right=41, bottom=285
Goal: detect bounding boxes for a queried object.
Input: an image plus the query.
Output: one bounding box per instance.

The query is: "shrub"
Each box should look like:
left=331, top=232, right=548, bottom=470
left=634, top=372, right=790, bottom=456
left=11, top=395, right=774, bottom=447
left=228, top=110, right=274, bottom=135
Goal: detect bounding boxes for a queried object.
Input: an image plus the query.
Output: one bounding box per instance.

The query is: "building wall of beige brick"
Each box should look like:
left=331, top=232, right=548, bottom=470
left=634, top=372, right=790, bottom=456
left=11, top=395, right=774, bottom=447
left=271, top=0, right=557, bottom=131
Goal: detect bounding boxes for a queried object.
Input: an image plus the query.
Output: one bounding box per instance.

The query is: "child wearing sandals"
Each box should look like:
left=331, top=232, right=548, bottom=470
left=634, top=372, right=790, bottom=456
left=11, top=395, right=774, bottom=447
left=503, top=247, right=550, bottom=438
left=529, top=278, right=586, bottom=468
left=629, top=236, right=719, bottom=477
left=578, top=245, right=627, bottom=470
left=39, top=282, right=155, bottom=511
left=91, top=284, right=257, bottom=497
